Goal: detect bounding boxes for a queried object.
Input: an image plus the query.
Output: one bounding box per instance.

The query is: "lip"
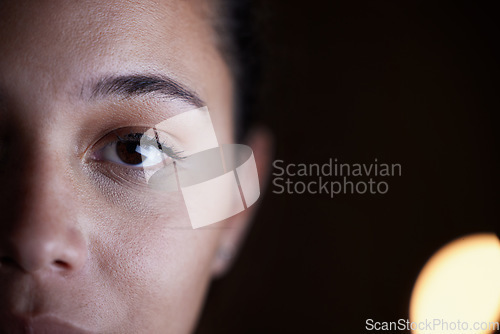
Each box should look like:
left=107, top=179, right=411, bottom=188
left=4, top=315, right=94, bottom=334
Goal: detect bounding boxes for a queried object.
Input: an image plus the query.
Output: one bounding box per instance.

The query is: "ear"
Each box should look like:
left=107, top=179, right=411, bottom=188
left=211, top=126, right=274, bottom=278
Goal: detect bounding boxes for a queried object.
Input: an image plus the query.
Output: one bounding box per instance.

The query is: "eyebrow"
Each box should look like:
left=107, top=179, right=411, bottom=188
left=88, top=74, right=205, bottom=108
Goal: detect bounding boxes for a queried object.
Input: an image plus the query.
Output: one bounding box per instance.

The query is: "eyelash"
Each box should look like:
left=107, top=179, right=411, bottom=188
left=114, top=131, right=185, bottom=162
left=91, top=127, right=185, bottom=169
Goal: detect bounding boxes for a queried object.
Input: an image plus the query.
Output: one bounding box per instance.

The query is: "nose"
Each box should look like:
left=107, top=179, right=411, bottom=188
left=4, top=219, right=87, bottom=274
left=0, top=161, right=88, bottom=274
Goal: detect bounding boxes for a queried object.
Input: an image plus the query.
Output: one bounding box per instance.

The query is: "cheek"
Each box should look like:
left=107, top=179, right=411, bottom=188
left=80, top=187, right=220, bottom=332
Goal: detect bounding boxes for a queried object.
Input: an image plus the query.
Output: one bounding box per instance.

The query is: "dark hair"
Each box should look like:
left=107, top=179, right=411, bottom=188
left=215, top=0, right=261, bottom=141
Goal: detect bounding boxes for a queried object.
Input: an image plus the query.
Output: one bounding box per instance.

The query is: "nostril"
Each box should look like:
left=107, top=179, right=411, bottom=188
left=53, top=259, right=70, bottom=270
left=1, top=257, right=73, bottom=272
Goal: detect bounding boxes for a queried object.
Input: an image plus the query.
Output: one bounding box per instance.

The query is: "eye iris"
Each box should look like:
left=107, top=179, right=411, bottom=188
left=116, top=140, right=144, bottom=165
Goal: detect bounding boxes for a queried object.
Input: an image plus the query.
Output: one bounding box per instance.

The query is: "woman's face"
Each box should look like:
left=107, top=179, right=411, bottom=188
left=0, top=0, right=238, bottom=333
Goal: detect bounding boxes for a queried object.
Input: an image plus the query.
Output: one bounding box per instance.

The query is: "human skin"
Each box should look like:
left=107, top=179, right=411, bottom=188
left=0, top=1, right=262, bottom=333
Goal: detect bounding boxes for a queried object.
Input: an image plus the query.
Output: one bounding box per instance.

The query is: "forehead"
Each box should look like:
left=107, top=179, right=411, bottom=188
left=0, top=0, right=222, bottom=103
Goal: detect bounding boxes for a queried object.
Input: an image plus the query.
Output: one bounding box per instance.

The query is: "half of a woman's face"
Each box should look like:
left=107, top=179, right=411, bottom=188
left=0, top=1, right=237, bottom=333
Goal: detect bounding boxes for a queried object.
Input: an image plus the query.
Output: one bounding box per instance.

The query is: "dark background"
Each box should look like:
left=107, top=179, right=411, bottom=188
left=196, top=1, right=499, bottom=333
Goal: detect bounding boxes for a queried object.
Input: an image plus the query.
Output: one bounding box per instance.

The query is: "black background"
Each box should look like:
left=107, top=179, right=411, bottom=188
left=196, top=1, right=499, bottom=333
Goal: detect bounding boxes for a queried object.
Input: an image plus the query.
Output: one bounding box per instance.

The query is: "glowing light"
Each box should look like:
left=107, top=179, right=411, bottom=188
left=410, top=233, right=500, bottom=334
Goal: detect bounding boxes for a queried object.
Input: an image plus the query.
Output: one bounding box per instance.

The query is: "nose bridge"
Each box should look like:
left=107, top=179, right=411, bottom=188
left=21, top=133, right=78, bottom=220
left=1, top=141, right=88, bottom=274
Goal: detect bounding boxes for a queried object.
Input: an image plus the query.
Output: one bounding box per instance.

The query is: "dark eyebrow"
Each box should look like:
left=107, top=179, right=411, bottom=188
left=89, top=74, right=205, bottom=108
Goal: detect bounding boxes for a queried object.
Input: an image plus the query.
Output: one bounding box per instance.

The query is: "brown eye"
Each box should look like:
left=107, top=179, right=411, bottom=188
left=116, top=140, right=144, bottom=165
left=99, top=135, right=165, bottom=168
left=96, top=133, right=169, bottom=168
left=92, top=128, right=185, bottom=169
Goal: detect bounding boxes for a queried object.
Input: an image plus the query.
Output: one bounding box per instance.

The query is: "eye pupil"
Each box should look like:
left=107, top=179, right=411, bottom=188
left=116, top=140, right=144, bottom=165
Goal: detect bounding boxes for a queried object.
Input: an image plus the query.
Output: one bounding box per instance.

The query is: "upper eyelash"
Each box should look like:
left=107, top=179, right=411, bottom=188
left=114, top=130, right=186, bottom=161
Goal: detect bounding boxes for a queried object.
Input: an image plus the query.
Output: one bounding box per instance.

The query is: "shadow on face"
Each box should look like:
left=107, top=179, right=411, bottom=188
left=0, top=1, right=263, bottom=333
